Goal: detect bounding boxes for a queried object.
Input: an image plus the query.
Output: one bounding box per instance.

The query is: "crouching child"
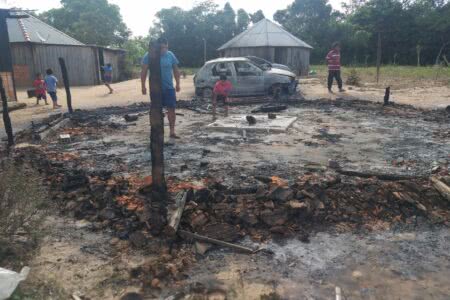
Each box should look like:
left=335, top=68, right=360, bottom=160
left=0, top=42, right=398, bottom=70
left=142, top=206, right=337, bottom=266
left=212, top=74, right=233, bottom=120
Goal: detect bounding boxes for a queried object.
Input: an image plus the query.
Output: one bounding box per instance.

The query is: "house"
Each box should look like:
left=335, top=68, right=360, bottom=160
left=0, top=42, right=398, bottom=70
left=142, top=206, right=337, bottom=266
left=4, top=11, right=126, bottom=100
left=218, top=19, right=312, bottom=75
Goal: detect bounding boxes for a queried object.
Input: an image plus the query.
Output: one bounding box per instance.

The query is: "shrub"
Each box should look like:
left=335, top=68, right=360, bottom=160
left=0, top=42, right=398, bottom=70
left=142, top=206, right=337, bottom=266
left=0, top=161, right=47, bottom=242
left=346, top=69, right=361, bottom=86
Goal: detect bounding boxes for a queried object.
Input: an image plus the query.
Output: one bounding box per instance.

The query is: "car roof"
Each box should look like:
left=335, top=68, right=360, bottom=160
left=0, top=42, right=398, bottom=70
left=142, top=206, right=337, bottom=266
left=205, top=57, right=250, bottom=65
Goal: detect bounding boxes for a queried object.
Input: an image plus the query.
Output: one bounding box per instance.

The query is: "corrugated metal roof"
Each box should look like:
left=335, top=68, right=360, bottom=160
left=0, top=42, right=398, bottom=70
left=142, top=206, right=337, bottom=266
left=218, top=19, right=312, bottom=50
left=7, top=13, right=84, bottom=45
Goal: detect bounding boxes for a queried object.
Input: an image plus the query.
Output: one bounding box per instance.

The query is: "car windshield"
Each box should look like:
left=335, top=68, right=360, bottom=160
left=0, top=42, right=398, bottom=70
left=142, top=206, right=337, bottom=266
left=247, top=57, right=272, bottom=69
left=234, top=61, right=263, bottom=76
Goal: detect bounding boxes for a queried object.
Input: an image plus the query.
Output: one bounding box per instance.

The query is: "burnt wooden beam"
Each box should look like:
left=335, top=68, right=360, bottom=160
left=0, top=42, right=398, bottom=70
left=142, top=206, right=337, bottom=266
left=149, top=39, right=168, bottom=234
left=431, top=176, right=450, bottom=203
left=0, top=76, right=14, bottom=149
left=335, top=169, right=425, bottom=181
left=178, top=230, right=256, bottom=254
left=58, top=58, right=73, bottom=114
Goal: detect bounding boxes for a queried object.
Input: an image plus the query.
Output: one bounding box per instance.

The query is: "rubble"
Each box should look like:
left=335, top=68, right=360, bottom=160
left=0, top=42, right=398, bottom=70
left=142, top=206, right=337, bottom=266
left=246, top=115, right=257, bottom=125
left=124, top=114, right=139, bottom=122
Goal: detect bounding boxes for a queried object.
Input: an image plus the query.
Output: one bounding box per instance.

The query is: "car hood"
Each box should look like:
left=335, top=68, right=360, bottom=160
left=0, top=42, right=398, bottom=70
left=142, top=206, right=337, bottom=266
left=266, top=68, right=296, bottom=78
left=272, top=63, right=291, bottom=71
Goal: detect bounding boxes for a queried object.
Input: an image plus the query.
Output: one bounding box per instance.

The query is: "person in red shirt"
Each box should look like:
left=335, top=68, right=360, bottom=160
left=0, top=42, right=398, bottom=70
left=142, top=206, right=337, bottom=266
left=33, top=73, right=48, bottom=105
left=326, top=42, right=345, bottom=93
left=212, top=74, right=233, bottom=119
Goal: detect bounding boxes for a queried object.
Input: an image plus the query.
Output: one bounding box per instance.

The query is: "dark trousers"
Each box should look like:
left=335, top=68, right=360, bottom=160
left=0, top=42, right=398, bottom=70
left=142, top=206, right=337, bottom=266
left=328, top=70, right=343, bottom=90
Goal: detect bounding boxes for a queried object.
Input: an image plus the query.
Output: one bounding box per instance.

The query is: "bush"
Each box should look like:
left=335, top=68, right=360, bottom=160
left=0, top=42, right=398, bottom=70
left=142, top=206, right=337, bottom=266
left=346, top=69, right=361, bottom=86
left=0, top=161, right=47, bottom=242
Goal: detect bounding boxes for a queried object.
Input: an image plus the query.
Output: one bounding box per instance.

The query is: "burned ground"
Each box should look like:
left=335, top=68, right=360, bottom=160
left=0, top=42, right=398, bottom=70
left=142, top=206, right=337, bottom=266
left=5, top=98, right=450, bottom=299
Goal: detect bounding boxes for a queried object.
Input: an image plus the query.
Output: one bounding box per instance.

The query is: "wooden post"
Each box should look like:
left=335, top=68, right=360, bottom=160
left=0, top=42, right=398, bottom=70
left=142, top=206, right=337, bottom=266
left=149, top=39, right=168, bottom=234
left=58, top=58, right=73, bottom=114
left=376, top=32, right=381, bottom=84
left=0, top=76, right=14, bottom=148
left=383, top=86, right=390, bottom=106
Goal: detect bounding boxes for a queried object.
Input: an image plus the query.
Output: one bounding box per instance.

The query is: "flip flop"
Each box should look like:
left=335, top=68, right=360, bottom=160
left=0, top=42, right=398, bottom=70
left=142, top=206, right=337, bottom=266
left=170, top=134, right=181, bottom=139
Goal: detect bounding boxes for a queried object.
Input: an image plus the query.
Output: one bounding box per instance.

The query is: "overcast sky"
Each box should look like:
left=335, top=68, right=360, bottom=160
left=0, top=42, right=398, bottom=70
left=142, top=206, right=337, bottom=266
left=1, top=0, right=346, bottom=36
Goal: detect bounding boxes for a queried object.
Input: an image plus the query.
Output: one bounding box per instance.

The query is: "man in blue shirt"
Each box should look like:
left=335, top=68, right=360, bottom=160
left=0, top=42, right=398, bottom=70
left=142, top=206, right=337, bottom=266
left=141, top=37, right=181, bottom=139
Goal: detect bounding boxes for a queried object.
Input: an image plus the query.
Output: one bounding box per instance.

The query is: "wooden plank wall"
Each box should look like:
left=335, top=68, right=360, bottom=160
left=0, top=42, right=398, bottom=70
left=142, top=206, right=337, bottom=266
left=10, top=43, right=34, bottom=87
left=11, top=43, right=99, bottom=86
left=103, top=49, right=124, bottom=82
left=33, top=44, right=98, bottom=86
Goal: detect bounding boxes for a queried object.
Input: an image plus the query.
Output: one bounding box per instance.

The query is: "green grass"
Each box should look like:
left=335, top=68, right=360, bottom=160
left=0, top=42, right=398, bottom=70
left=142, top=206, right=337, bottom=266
left=180, top=67, right=198, bottom=76
left=310, top=65, right=450, bottom=88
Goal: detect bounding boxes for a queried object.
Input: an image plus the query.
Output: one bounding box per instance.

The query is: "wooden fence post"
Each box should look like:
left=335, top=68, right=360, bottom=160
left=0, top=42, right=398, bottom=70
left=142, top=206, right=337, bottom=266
left=58, top=57, right=73, bottom=114
left=0, top=76, right=14, bottom=149
left=149, top=39, right=168, bottom=234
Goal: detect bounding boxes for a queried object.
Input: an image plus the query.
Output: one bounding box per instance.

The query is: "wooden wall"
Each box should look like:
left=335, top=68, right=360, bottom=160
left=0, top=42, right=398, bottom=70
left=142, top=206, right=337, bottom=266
left=11, top=43, right=125, bottom=87
left=0, top=72, right=16, bottom=100
left=103, top=49, right=125, bottom=82
left=10, top=43, right=34, bottom=87
left=33, top=44, right=99, bottom=86
left=221, top=46, right=310, bottom=76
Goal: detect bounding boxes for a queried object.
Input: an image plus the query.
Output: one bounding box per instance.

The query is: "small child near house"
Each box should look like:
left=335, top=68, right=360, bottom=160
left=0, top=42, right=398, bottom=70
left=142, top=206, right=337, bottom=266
left=102, top=63, right=114, bottom=94
left=44, top=69, right=62, bottom=109
left=212, top=74, right=233, bottom=119
left=33, top=73, right=48, bottom=105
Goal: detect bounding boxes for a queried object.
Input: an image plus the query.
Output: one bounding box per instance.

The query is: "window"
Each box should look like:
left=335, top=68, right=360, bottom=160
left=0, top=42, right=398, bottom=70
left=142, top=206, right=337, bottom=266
left=212, top=63, right=232, bottom=76
left=234, top=62, right=262, bottom=76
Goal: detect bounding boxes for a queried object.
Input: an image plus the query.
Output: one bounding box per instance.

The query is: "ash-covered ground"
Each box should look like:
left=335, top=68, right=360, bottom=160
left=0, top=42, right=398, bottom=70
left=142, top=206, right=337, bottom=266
left=7, top=98, right=450, bottom=299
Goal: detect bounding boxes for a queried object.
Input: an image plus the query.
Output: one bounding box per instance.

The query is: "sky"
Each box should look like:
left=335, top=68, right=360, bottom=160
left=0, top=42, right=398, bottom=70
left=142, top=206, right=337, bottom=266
left=1, top=0, right=346, bottom=37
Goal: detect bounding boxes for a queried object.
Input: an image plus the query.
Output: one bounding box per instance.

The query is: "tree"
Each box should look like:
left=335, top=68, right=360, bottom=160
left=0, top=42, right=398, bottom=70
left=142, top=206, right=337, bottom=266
left=250, top=10, right=265, bottom=23
left=274, top=0, right=335, bottom=62
left=216, top=2, right=236, bottom=41
left=236, top=9, right=250, bottom=33
left=39, top=0, right=130, bottom=46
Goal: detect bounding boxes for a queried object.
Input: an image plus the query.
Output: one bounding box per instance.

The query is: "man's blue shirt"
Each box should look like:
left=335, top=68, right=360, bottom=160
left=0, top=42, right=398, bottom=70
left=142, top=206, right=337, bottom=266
left=142, top=51, right=179, bottom=90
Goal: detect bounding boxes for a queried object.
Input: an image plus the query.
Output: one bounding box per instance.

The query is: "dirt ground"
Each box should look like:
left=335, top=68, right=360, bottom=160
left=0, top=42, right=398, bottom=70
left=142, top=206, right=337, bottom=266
left=1, top=75, right=449, bottom=140
left=301, top=77, right=450, bottom=109
left=5, top=94, right=449, bottom=299
left=2, top=75, right=450, bottom=299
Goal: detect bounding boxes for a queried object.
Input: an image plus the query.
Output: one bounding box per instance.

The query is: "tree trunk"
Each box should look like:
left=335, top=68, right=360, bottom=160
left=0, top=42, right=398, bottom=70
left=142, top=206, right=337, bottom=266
left=58, top=58, right=73, bottom=114
left=149, top=39, right=168, bottom=235
left=0, top=76, right=14, bottom=149
left=376, top=32, right=382, bottom=84
left=434, top=41, right=449, bottom=66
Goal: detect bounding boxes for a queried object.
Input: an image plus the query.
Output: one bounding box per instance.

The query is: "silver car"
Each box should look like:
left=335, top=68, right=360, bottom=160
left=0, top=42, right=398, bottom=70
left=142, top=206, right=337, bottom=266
left=245, top=56, right=292, bottom=72
left=194, top=57, right=298, bottom=98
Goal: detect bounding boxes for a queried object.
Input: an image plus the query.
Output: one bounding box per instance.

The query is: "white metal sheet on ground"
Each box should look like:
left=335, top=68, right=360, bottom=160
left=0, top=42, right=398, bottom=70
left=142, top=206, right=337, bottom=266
left=206, top=115, right=298, bottom=133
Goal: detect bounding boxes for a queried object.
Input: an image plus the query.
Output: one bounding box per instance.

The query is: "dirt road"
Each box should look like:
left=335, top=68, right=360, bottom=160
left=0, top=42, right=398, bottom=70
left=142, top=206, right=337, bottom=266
left=0, top=76, right=195, bottom=139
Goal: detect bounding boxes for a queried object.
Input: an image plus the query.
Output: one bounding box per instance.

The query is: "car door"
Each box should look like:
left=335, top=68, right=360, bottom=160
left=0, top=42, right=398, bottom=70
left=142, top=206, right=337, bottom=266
left=209, top=62, right=237, bottom=95
left=233, top=61, right=265, bottom=96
